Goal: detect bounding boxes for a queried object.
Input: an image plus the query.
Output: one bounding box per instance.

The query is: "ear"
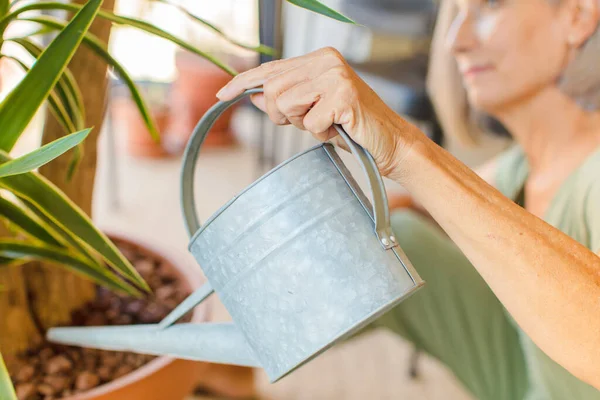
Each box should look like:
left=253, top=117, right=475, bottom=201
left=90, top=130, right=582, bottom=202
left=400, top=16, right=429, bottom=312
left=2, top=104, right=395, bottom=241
left=566, top=0, right=600, bottom=48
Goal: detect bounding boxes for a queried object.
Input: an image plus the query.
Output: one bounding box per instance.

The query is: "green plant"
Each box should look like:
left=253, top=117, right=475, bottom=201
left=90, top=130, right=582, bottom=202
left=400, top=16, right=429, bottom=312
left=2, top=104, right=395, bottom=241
left=0, top=0, right=353, bottom=397
left=0, top=350, right=16, bottom=400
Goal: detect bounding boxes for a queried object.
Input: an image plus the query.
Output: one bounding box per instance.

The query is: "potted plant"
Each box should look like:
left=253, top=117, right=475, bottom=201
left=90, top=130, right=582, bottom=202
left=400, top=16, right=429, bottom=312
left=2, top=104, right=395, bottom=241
left=0, top=0, right=354, bottom=399
left=0, top=4, right=208, bottom=399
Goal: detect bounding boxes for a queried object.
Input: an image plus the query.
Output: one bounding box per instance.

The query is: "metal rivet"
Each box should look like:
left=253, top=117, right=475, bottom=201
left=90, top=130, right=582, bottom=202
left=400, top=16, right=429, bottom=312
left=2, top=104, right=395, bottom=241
left=390, top=236, right=396, bottom=243
left=382, top=238, right=390, bottom=246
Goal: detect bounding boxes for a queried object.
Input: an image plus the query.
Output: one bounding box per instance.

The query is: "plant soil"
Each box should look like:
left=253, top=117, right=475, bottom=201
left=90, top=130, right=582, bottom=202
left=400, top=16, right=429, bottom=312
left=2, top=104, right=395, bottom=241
left=8, top=238, right=194, bottom=400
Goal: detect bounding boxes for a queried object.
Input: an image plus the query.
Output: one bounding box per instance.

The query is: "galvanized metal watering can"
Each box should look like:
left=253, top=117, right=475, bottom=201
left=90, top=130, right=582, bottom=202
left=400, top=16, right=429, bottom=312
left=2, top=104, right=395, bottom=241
left=48, top=88, right=425, bottom=382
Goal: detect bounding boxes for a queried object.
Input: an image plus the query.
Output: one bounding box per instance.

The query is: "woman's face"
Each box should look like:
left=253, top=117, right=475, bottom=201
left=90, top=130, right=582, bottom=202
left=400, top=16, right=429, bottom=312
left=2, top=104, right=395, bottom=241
left=448, top=0, right=571, bottom=112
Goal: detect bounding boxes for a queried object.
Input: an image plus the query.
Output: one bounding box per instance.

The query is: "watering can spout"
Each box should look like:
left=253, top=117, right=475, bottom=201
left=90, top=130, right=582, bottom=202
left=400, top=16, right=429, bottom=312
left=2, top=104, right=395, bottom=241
left=46, top=322, right=260, bottom=368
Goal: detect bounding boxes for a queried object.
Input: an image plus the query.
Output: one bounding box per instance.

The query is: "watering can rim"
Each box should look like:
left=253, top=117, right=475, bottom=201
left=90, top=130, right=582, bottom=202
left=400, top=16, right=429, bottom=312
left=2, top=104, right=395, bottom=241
left=187, top=141, right=331, bottom=249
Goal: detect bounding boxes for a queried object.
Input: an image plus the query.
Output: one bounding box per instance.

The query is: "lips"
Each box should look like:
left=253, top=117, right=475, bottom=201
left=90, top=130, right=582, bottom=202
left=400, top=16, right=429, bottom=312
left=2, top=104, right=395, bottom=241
left=461, top=64, right=494, bottom=78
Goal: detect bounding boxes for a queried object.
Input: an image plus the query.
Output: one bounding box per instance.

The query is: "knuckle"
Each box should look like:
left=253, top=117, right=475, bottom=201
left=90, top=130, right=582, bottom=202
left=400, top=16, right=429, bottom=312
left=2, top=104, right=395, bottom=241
left=263, top=79, right=279, bottom=98
left=330, top=65, right=352, bottom=81
left=335, top=75, right=358, bottom=98
left=274, top=95, right=290, bottom=115
left=321, top=46, right=343, bottom=60
left=289, top=116, right=306, bottom=131
left=267, top=112, right=284, bottom=125
left=266, top=104, right=288, bottom=126
left=340, top=81, right=358, bottom=102
left=303, top=114, right=322, bottom=134
left=302, top=115, right=316, bottom=133
left=325, top=67, right=358, bottom=104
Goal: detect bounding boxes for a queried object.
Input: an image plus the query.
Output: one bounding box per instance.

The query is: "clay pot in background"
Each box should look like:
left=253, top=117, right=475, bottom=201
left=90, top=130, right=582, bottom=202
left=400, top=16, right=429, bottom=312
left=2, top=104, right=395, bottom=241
left=162, top=51, right=252, bottom=155
left=109, top=81, right=172, bottom=159
left=111, top=99, right=169, bottom=158
left=109, top=54, right=257, bottom=159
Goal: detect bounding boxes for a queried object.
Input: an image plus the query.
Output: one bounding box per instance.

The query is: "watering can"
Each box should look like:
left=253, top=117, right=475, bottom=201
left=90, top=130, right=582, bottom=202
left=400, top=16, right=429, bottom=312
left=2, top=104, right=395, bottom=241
left=48, top=88, right=425, bottom=383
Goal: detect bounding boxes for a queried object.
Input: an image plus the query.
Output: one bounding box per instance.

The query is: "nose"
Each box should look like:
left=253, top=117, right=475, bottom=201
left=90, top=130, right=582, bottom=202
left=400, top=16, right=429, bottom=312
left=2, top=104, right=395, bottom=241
left=445, top=8, right=479, bottom=55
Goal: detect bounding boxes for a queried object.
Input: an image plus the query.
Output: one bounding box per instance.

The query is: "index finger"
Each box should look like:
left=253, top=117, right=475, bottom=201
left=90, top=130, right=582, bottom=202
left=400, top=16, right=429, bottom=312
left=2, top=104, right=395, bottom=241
left=216, top=48, right=331, bottom=100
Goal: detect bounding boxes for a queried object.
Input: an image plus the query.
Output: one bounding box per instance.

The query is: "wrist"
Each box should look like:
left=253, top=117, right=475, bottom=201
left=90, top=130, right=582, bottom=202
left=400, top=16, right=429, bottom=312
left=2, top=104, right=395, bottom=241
left=386, top=125, right=433, bottom=186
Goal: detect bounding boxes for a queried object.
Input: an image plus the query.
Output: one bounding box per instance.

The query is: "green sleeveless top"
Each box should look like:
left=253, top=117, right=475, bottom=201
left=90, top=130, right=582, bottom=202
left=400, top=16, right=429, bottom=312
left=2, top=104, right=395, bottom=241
left=495, top=145, right=600, bottom=399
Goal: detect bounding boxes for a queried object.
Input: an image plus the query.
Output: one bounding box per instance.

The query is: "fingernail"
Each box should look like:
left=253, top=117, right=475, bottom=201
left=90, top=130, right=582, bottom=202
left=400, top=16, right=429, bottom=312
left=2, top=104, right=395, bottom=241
left=216, top=85, right=230, bottom=98
left=216, top=87, right=226, bottom=99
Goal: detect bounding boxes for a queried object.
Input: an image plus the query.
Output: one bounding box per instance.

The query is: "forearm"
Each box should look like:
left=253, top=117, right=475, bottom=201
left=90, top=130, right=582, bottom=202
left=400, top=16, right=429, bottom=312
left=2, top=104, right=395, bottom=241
left=395, top=138, right=600, bottom=387
left=388, top=193, right=434, bottom=221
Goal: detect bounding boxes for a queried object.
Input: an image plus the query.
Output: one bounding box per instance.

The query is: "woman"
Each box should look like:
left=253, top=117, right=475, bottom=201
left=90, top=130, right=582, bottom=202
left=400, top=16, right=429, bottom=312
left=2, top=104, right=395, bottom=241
left=200, top=0, right=600, bottom=398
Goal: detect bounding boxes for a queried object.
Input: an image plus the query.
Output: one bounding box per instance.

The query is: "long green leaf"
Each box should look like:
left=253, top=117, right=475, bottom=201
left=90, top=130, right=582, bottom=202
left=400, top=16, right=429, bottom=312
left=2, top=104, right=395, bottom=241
left=0, top=151, right=150, bottom=292
left=285, top=0, right=355, bottom=23
left=17, top=197, right=101, bottom=264
left=0, top=83, right=82, bottom=179
left=0, top=129, right=89, bottom=177
left=8, top=37, right=86, bottom=130
left=2, top=51, right=86, bottom=180
left=3, top=55, right=81, bottom=175
left=20, top=15, right=161, bottom=142
left=60, top=68, right=86, bottom=129
left=65, top=144, right=82, bottom=182
left=0, top=55, right=81, bottom=170
left=0, top=351, right=16, bottom=400
left=153, top=0, right=275, bottom=56
left=0, top=240, right=141, bottom=296
left=0, top=195, right=63, bottom=247
left=8, top=2, right=238, bottom=76
left=2, top=55, right=77, bottom=138
left=0, top=0, right=8, bottom=17
left=0, top=0, right=102, bottom=152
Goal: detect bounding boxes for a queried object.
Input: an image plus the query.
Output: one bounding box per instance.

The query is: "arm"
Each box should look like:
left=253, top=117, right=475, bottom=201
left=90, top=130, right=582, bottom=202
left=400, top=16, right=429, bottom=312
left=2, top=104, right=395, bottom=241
left=396, top=138, right=600, bottom=389
left=389, top=156, right=499, bottom=221
left=216, top=49, right=600, bottom=388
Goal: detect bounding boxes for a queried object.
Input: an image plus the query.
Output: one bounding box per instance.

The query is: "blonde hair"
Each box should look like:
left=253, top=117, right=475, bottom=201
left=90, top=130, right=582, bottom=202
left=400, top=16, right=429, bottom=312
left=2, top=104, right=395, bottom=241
left=426, top=0, right=600, bottom=146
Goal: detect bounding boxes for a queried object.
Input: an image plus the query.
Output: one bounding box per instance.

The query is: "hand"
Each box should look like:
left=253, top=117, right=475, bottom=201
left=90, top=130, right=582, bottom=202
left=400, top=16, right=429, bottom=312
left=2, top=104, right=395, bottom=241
left=216, top=47, right=423, bottom=179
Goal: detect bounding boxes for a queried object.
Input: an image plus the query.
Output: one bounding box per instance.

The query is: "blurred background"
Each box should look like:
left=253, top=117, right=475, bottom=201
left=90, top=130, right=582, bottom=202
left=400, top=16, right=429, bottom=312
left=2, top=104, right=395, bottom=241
left=2, top=0, right=514, bottom=398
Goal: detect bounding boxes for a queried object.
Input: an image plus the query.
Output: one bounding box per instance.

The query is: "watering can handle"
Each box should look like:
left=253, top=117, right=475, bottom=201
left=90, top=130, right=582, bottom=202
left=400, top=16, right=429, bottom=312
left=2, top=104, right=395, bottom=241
left=180, top=88, right=396, bottom=249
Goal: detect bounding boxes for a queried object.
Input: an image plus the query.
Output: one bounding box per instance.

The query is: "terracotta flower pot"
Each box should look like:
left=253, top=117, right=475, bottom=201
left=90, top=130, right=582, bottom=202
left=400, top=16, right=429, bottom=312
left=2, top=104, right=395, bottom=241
left=109, top=80, right=174, bottom=159
left=64, top=231, right=210, bottom=400
left=111, top=97, right=169, bottom=159
left=162, top=51, right=238, bottom=155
